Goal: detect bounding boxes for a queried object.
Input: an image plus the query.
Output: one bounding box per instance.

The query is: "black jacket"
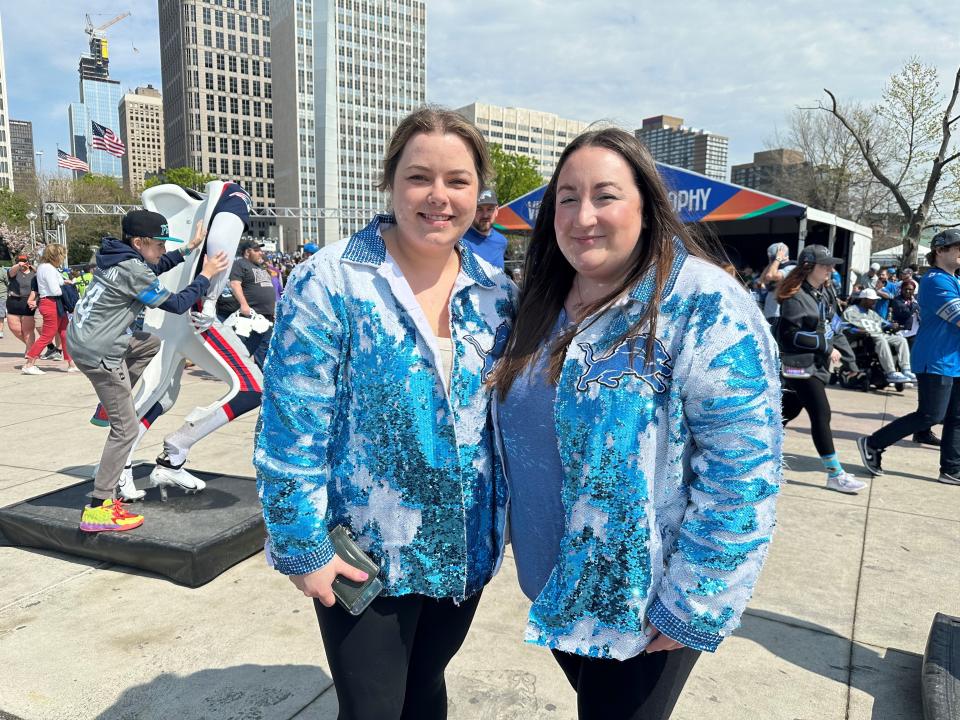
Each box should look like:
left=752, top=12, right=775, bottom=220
left=777, top=282, right=833, bottom=381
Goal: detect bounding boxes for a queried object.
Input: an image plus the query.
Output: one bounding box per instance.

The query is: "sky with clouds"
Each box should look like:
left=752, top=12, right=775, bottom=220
left=2, top=0, right=958, bottom=183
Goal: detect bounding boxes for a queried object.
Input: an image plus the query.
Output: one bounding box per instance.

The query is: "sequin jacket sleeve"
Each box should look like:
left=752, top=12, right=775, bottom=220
left=254, top=260, right=344, bottom=575
left=647, top=271, right=783, bottom=652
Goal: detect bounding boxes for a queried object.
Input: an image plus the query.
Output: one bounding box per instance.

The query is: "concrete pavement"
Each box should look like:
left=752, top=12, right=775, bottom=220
left=0, top=330, right=956, bottom=720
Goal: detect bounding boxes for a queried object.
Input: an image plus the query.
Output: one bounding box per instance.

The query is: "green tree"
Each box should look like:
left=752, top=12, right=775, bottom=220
left=489, top=144, right=543, bottom=205
left=145, top=166, right=218, bottom=191
left=64, top=175, right=130, bottom=264
left=0, top=189, right=31, bottom=229
left=818, top=58, right=960, bottom=264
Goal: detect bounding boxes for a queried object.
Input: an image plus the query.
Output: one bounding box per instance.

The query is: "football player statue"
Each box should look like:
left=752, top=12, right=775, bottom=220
left=90, top=181, right=268, bottom=500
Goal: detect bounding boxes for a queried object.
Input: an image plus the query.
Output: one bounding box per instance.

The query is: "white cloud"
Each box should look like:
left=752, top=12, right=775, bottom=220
left=2, top=0, right=957, bottom=184
left=426, top=0, right=960, bottom=165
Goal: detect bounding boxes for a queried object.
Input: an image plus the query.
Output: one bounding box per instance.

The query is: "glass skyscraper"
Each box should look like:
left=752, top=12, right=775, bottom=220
left=68, top=37, right=123, bottom=178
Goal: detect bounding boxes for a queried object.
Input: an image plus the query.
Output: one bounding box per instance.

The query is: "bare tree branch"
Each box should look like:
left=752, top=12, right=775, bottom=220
left=820, top=89, right=913, bottom=217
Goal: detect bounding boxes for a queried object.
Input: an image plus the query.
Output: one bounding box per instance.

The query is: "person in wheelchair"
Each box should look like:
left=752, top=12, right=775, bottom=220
left=843, top=287, right=916, bottom=385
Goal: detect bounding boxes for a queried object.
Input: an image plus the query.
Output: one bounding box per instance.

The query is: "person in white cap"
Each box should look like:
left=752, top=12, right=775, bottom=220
left=843, top=287, right=916, bottom=385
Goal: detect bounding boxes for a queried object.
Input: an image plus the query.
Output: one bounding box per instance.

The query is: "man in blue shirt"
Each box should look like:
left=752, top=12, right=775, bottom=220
left=462, top=188, right=509, bottom=268
left=859, top=229, right=960, bottom=484
left=872, top=268, right=896, bottom=320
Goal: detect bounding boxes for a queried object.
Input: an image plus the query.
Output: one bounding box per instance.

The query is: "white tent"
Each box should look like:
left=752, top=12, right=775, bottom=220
left=871, top=243, right=929, bottom=265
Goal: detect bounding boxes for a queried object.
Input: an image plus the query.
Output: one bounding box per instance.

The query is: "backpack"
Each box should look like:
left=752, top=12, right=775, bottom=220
left=60, top=283, right=80, bottom=313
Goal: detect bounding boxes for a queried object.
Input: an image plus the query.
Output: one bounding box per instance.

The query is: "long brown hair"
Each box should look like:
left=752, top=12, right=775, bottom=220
left=775, top=262, right=814, bottom=301
left=378, top=106, right=493, bottom=195
left=489, top=127, right=717, bottom=398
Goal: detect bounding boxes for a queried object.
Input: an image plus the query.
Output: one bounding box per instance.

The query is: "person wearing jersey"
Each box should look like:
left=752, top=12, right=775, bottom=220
left=68, top=210, right=229, bottom=532
left=859, top=229, right=960, bottom=485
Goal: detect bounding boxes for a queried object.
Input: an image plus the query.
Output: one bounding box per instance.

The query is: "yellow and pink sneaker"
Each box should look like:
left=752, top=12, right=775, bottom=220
left=79, top=499, right=144, bottom=533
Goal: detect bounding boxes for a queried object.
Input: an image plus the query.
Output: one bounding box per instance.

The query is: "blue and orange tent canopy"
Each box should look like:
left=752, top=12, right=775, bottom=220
left=495, top=161, right=804, bottom=232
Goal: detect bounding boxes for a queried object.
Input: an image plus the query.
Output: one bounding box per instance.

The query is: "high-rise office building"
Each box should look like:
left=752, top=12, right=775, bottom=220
left=9, top=120, right=35, bottom=196
left=68, top=31, right=123, bottom=178
left=456, top=103, right=587, bottom=183
left=158, top=0, right=275, bottom=238
left=731, top=148, right=806, bottom=195
left=272, top=0, right=427, bottom=246
left=635, top=115, right=729, bottom=181
left=0, top=15, right=14, bottom=190
left=119, top=85, right=165, bottom=195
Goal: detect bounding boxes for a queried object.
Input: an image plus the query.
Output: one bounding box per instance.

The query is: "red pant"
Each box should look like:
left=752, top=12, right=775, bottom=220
left=27, top=298, right=71, bottom=361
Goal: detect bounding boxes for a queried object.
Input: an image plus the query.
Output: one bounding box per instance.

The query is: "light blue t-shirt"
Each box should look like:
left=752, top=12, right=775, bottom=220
left=462, top=226, right=508, bottom=269
left=913, top=268, right=960, bottom=377
left=496, top=311, right=571, bottom=601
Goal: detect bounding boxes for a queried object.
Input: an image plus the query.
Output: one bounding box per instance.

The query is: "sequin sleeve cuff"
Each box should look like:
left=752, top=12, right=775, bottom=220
left=270, top=536, right=336, bottom=576
left=647, top=596, right=724, bottom=653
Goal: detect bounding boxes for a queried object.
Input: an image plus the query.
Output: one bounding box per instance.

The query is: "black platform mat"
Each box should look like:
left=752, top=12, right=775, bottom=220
left=0, top=465, right=265, bottom=587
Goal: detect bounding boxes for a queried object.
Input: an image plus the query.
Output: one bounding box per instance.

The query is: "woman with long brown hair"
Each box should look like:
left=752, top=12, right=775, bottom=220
left=23, top=244, right=77, bottom=375
left=777, top=244, right=866, bottom=493
left=490, top=128, right=782, bottom=719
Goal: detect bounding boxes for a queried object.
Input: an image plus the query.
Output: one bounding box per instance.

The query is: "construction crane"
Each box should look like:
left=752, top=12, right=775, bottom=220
left=82, top=12, right=130, bottom=72
left=84, top=12, right=130, bottom=39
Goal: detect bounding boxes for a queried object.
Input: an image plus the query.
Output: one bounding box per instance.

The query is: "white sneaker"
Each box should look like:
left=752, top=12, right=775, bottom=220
left=886, top=372, right=913, bottom=384
left=117, top=467, right=146, bottom=501
left=149, top=453, right=206, bottom=501
left=21, top=365, right=45, bottom=375
left=826, top=472, right=867, bottom=494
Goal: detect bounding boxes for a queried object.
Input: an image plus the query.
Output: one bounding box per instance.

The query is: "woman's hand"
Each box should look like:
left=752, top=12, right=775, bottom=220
left=645, top=621, right=687, bottom=652
left=187, top=221, right=206, bottom=253
left=830, top=348, right=841, bottom=365
left=289, top=555, right=371, bottom=607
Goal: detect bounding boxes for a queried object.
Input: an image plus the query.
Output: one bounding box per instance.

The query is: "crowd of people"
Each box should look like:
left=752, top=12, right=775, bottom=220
left=3, top=105, right=957, bottom=720
left=732, top=233, right=960, bottom=497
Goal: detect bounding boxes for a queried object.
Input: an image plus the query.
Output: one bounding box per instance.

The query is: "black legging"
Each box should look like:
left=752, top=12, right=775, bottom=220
left=314, top=592, right=482, bottom=720
left=782, top=376, right=835, bottom=456
left=552, top=646, right=701, bottom=720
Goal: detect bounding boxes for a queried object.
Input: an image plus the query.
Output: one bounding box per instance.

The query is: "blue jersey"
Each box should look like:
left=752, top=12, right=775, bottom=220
left=209, top=182, right=252, bottom=230
left=912, top=268, right=960, bottom=376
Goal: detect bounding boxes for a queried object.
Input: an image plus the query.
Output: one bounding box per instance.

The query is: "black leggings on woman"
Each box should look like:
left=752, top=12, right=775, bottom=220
left=314, top=592, right=481, bottom=720
left=552, top=647, right=701, bottom=720
left=782, top=376, right=835, bottom=456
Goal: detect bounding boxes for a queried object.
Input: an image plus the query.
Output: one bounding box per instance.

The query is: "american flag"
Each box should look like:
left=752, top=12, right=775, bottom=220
left=57, top=149, right=90, bottom=173
left=91, top=120, right=126, bottom=157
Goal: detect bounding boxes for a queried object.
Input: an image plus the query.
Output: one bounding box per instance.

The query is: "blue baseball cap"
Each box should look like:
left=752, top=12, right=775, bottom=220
left=303, top=242, right=319, bottom=254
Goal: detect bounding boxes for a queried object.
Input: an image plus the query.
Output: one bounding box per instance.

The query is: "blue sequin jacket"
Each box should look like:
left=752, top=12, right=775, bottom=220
left=501, top=244, right=782, bottom=657
left=255, top=215, right=516, bottom=601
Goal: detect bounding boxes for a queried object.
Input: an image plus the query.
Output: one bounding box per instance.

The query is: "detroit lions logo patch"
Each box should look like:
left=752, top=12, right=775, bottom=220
left=576, top=336, right=673, bottom=392
left=464, top=321, right=511, bottom=381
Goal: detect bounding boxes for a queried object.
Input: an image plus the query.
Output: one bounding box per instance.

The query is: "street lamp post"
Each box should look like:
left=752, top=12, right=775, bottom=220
left=25, top=211, right=37, bottom=255
left=55, top=209, right=69, bottom=266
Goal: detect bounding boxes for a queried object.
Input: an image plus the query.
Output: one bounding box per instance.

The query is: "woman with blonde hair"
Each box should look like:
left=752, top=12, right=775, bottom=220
left=23, top=244, right=77, bottom=374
